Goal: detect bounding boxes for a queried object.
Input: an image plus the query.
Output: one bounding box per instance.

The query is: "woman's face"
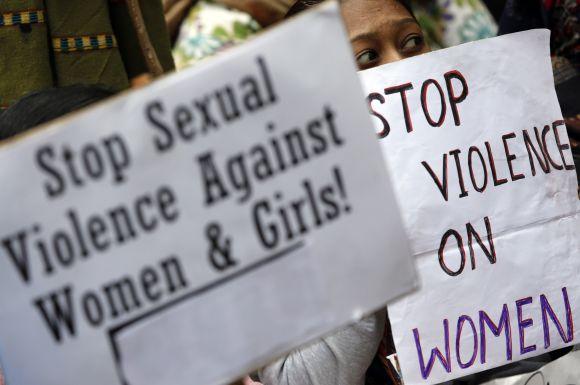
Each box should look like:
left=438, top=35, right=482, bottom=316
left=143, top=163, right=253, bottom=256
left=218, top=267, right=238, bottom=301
left=341, top=0, right=430, bottom=70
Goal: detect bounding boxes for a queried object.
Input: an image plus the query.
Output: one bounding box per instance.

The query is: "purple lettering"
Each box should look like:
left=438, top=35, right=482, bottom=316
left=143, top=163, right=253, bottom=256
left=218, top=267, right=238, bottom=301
left=413, top=320, right=452, bottom=379
left=516, top=297, right=536, bottom=355
left=479, top=305, right=512, bottom=364
left=541, top=287, right=574, bottom=348
left=456, top=315, right=478, bottom=369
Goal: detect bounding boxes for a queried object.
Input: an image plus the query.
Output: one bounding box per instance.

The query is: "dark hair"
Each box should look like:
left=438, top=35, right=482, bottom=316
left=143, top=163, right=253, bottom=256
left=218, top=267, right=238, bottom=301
left=0, top=85, right=114, bottom=142
left=286, top=0, right=415, bottom=18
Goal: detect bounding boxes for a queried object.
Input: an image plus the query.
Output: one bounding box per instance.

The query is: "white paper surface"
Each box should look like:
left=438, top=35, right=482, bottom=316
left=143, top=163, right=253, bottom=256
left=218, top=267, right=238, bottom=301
left=0, top=4, right=416, bottom=385
left=359, top=30, right=580, bottom=385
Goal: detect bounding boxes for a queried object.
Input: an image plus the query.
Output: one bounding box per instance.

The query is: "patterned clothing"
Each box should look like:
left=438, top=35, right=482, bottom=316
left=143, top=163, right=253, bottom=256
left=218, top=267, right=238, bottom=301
left=498, top=0, right=579, bottom=68
left=173, top=1, right=261, bottom=70
left=0, top=0, right=174, bottom=109
left=411, top=0, right=498, bottom=49
left=546, top=0, right=580, bottom=68
left=496, top=0, right=580, bottom=118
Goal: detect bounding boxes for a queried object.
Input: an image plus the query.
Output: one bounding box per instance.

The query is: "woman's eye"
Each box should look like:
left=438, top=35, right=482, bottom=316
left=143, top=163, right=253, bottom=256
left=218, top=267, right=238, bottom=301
left=401, top=35, right=424, bottom=52
left=356, top=49, right=379, bottom=67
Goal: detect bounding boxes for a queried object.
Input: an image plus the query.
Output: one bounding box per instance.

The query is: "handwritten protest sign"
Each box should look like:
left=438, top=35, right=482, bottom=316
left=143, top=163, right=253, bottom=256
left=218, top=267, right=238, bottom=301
left=0, top=4, right=416, bottom=385
left=359, top=30, right=580, bottom=384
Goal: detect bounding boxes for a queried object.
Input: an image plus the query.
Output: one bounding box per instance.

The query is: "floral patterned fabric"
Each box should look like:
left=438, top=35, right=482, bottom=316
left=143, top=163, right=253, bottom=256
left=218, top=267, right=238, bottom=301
left=173, top=0, right=261, bottom=70
left=546, top=0, right=580, bottom=68
left=411, top=0, right=498, bottom=49
left=497, top=0, right=579, bottom=68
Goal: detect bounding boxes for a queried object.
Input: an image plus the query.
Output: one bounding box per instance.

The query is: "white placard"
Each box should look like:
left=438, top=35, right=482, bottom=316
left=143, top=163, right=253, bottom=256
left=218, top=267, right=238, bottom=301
left=0, top=4, right=416, bottom=385
left=359, top=30, right=580, bottom=385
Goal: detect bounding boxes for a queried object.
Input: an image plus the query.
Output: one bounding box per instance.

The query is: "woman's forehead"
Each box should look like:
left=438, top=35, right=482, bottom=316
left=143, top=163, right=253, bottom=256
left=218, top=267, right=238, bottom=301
left=341, top=0, right=414, bottom=30
left=342, top=0, right=411, bottom=18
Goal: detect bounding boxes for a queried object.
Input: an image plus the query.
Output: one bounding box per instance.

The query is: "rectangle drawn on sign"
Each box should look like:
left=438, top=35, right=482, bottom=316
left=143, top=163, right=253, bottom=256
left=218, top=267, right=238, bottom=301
left=107, top=241, right=305, bottom=385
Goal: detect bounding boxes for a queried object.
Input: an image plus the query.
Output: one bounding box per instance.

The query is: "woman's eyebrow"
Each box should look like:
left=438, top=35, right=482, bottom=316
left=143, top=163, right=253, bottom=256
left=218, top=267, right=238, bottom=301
left=350, top=17, right=418, bottom=43
left=350, top=32, right=376, bottom=43
left=394, top=17, right=418, bottom=28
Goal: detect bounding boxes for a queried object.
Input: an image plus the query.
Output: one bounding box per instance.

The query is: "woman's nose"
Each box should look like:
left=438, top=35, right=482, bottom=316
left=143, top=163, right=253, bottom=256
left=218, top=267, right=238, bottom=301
left=380, top=47, right=406, bottom=65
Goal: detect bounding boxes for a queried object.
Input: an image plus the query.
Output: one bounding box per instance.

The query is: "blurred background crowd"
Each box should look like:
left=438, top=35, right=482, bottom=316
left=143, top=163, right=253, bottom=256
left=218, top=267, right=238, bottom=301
left=0, top=0, right=578, bottom=168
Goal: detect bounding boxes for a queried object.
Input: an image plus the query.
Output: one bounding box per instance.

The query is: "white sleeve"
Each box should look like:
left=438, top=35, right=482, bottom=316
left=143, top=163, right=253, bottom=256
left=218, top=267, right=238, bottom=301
left=259, top=309, right=386, bottom=385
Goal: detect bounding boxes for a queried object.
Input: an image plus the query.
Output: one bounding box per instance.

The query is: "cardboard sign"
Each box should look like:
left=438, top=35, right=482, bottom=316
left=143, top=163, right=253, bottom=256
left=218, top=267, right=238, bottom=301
left=359, top=30, right=580, bottom=385
left=0, top=4, right=416, bottom=385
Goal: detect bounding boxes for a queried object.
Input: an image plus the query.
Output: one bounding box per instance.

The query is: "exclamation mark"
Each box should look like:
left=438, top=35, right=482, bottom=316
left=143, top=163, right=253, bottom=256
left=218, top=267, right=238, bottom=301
left=332, top=166, right=351, bottom=214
